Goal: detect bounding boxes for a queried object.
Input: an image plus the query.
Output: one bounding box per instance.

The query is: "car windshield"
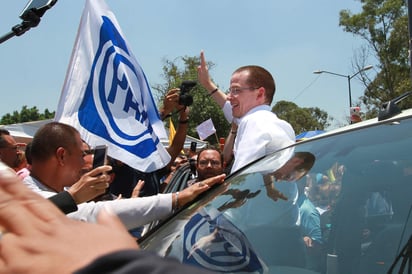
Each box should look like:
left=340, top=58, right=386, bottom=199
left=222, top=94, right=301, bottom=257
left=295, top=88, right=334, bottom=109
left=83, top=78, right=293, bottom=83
left=140, top=116, right=412, bottom=274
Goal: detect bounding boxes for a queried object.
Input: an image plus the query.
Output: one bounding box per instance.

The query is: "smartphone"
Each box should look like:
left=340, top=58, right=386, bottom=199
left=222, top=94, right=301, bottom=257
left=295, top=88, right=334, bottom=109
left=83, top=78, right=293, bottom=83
left=20, top=0, right=57, bottom=19
left=92, top=145, right=108, bottom=169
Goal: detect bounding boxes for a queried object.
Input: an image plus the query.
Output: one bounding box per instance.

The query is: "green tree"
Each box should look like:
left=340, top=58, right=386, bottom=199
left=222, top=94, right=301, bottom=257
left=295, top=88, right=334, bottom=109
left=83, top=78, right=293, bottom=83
left=0, top=106, right=55, bottom=125
left=151, top=56, right=230, bottom=145
left=339, top=0, right=412, bottom=118
left=272, top=100, right=332, bottom=134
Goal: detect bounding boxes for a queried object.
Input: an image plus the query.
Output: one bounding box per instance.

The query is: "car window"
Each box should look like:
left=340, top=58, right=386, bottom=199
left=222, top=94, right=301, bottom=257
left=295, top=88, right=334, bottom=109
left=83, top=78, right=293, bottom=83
left=140, top=117, right=412, bottom=274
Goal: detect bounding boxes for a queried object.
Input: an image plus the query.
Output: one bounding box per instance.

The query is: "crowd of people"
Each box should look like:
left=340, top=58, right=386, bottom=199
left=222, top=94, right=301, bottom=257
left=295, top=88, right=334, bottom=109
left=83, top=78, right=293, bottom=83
left=0, top=50, right=299, bottom=273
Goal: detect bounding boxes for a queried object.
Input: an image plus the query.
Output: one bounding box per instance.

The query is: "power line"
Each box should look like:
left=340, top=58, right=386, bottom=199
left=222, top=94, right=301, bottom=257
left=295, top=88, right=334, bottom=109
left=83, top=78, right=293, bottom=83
left=292, top=74, right=321, bottom=101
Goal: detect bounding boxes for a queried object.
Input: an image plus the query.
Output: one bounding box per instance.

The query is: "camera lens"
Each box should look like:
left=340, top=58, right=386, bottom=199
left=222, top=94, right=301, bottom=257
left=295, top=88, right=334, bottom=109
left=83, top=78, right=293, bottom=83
left=178, top=93, right=193, bottom=106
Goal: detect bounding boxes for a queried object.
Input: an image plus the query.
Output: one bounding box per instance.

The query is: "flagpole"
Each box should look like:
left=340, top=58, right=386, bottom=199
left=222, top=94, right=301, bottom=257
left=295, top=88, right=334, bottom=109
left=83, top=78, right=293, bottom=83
left=214, top=132, right=219, bottom=146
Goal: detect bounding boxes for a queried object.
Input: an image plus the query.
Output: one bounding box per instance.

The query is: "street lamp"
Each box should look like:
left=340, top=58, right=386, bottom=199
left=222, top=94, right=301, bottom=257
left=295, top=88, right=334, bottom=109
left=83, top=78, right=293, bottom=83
left=313, top=65, right=373, bottom=109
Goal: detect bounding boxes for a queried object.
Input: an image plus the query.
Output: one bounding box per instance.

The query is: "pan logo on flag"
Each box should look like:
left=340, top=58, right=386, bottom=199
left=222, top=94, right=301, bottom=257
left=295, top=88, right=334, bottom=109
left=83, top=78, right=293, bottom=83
left=182, top=212, right=267, bottom=273
left=78, top=16, right=157, bottom=157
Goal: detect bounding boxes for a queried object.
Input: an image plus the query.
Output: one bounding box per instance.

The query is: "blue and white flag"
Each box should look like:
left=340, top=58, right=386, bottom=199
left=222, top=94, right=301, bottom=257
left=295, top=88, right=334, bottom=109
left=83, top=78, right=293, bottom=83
left=55, top=0, right=170, bottom=172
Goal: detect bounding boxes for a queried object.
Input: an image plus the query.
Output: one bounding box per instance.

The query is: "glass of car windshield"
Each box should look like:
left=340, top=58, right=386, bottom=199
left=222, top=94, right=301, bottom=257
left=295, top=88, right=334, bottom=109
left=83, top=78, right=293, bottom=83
left=140, top=115, right=412, bottom=274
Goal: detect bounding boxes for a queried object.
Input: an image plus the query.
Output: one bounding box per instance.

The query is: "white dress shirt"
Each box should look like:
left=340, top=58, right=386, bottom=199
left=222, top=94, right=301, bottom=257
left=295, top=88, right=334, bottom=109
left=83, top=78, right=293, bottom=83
left=23, top=175, right=173, bottom=230
left=228, top=103, right=295, bottom=173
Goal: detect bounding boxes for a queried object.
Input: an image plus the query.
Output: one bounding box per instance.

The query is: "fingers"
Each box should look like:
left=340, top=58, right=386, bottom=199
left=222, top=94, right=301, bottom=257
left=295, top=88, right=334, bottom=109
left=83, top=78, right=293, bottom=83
left=166, top=88, right=180, bottom=97
left=200, top=174, right=226, bottom=188
left=178, top=174, right=226, bottom=207
left=131, top=180, right=144, bottom=198
left=69, top=170, right=111, bottom=203
left=90, top=181, right=110, bottom=190
left=85, top=172, right=111, bottom=189
left=96, top=206, right=140, bottom=249
left=163, top=89, right=180, bottom=113
left=96, top=205, right=129, bottom=232
left=87, top=165, right=112, bottom=177
left=200, top=50, right=207, bottom=69
left=0, top=162, right=64, bottom=236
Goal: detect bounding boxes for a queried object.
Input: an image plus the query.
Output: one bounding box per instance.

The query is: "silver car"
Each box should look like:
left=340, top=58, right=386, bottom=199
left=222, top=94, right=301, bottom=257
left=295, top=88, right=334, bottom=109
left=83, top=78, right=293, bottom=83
left=139, top=96, right=412, bottom=274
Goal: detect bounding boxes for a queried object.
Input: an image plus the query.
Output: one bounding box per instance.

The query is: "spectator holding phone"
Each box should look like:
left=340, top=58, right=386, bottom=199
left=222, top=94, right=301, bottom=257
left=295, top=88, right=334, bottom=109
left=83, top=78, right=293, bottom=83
left=23, top=122, right=225, bottom=230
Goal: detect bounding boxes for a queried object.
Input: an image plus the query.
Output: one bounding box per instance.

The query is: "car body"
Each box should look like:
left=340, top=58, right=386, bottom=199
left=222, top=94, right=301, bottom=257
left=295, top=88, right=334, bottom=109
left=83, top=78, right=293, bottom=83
left=139, top=104, right=412, bottom=274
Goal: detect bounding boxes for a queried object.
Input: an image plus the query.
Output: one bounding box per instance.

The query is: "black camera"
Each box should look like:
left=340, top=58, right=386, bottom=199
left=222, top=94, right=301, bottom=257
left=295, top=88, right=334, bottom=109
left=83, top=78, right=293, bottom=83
left=178, top=80, right=197, bottom=106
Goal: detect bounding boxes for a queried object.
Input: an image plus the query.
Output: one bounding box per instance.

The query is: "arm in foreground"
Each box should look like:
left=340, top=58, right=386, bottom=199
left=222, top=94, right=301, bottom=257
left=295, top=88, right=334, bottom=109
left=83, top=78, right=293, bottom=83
left=0, top=162, right=218, bottom=274
left=0, top=162, right=137, bottom=274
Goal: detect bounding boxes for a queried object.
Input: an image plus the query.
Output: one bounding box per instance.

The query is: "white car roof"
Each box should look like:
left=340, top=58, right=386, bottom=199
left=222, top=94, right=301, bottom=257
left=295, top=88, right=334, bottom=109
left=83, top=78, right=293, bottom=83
left=300, top=107, right=412, bottom=142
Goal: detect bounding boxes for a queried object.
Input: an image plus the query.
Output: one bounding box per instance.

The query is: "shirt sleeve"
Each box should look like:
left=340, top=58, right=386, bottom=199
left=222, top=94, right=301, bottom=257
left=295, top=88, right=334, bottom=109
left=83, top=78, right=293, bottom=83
left=67, top=193, right=173, bottom=230
left=48, top=191, right=78, bottom=214
left=222, top=101, right=233, bottom=123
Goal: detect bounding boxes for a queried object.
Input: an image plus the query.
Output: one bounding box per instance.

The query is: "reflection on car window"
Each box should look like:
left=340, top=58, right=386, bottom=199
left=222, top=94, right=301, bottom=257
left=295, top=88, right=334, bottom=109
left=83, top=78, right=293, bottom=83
left=140, top=117, right=412, bottom=274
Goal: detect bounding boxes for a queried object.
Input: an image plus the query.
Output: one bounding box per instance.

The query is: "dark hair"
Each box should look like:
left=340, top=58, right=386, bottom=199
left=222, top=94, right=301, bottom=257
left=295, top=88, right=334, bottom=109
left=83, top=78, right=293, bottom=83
left=294, top=152, right=316, bottom=173
left=25, top=142, right=33, bottom=165
left=233, top=65, right=276, bottom=105
left=197, top=146, right=223, bottom=167
left=31, top=122, right=79, bottom=162
left=0, top=129, right=11, bottom=148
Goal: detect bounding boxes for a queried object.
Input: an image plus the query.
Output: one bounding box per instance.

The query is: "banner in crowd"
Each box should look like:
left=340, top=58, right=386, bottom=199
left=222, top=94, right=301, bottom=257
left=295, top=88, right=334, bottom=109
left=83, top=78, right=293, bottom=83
left=196, top=118, right=216, bottom=140
left=55, top=0, right=170, bottom=172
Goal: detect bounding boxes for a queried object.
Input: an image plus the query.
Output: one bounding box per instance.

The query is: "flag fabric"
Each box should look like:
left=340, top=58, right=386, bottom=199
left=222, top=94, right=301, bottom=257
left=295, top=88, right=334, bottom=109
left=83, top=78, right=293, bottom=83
left=196, top=118, right=216, bottom=140
left=168, top=118, right=176, bottom=146
left=54, top=0, right=170, bottom=172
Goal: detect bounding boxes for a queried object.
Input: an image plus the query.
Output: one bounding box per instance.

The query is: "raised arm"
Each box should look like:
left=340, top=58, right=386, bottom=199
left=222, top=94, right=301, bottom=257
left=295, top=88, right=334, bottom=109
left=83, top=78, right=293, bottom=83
left=197, top=50, right=227, bottom=108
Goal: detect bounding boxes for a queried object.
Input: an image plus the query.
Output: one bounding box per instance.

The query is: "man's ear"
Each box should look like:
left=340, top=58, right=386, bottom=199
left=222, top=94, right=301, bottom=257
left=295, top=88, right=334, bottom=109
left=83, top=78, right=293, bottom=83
left=55, top=147, right=66, bottom=166
left=256, top=87, right=267, bottom=103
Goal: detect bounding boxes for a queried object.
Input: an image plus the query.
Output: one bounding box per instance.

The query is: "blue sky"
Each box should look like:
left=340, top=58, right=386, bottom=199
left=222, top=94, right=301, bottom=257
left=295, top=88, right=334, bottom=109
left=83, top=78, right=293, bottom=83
left=1, top=0, right=374, bottom=130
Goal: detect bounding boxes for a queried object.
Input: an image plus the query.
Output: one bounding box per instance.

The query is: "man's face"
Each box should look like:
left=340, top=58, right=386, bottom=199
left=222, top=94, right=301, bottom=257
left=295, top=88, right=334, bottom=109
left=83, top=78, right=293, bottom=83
left=0, top=135, right=22, bottom=169
left=227, top=70, right=261, bottom=118
left=81, top=141, right=93, bottom=175
left=63, top=133, right=86, bottom=186
left=196, top=150, right=223, bottom=181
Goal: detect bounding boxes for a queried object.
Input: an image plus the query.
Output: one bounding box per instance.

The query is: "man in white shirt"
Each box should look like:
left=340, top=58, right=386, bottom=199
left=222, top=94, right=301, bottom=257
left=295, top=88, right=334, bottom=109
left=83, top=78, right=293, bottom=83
left=23, top=122, right=225, bottom=230
left=197, top=51, right=295, bottom=173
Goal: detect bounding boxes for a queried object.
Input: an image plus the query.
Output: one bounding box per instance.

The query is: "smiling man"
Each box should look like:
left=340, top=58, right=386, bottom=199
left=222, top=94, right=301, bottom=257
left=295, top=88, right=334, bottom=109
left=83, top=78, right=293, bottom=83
left=197, top=51, right=295, bottom=173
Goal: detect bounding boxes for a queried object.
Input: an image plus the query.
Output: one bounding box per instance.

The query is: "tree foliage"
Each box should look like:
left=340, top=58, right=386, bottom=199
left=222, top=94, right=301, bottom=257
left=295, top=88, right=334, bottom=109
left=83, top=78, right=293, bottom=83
left=339, top=0, right=412, bottom=118
left=0, top=106, right=55, bottom=125
left=151, top=56, right=230, bottom=144
left=272, top=101, right=332, bottom=134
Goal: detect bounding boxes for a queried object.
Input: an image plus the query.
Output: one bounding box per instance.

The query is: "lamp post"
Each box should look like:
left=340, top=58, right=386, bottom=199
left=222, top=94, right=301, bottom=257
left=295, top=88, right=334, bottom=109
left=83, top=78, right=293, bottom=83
left=313, top=65, right=373, bottom=109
